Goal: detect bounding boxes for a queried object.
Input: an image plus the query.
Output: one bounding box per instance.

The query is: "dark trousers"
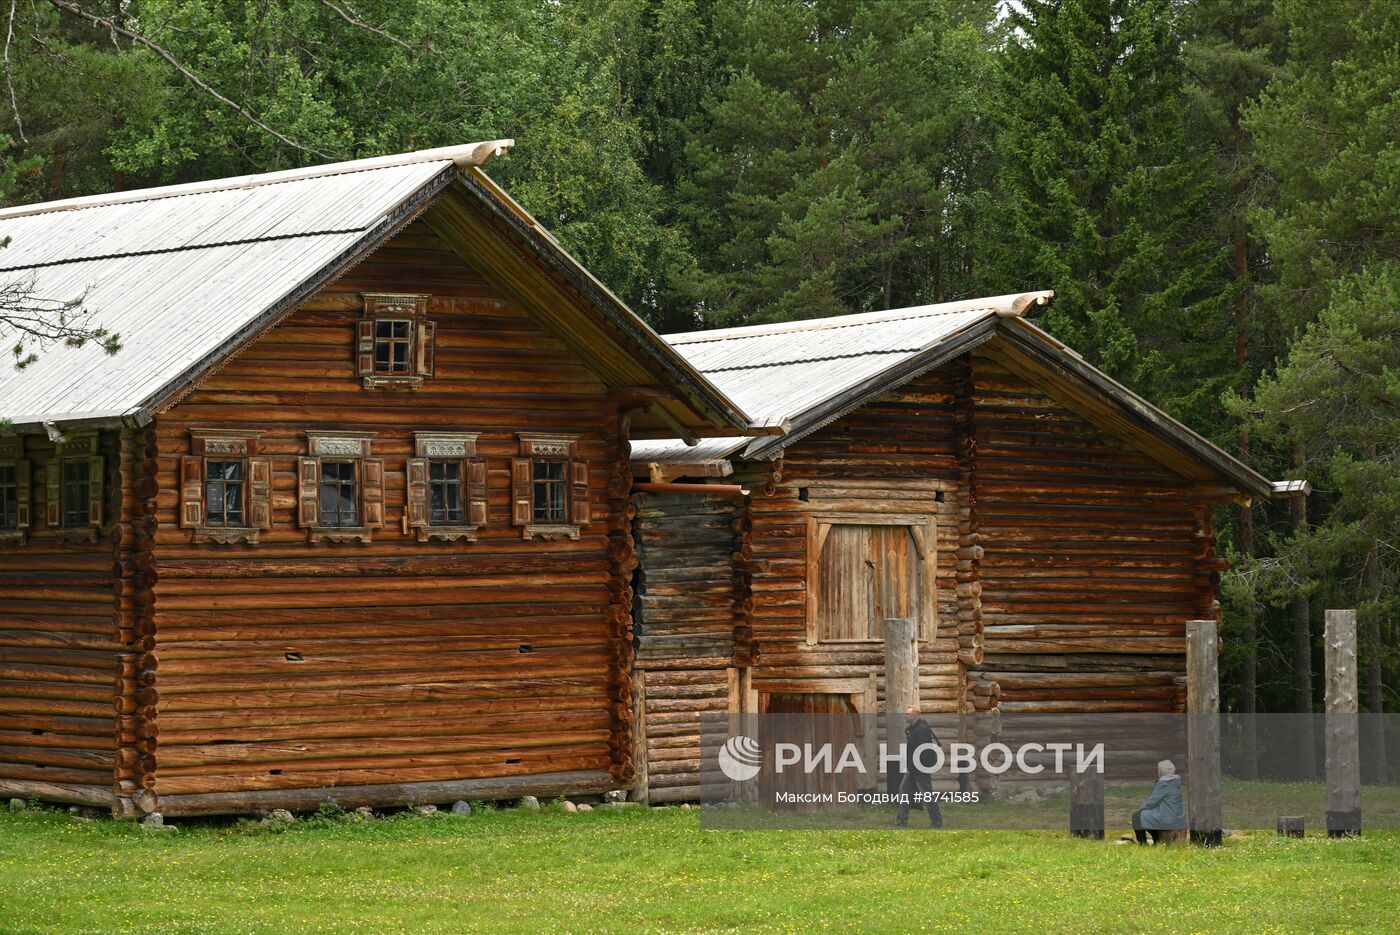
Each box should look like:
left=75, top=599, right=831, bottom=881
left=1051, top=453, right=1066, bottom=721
left=895, top=770, right=944, bottom=827
left=1131, top=808, right=1163, bottom=844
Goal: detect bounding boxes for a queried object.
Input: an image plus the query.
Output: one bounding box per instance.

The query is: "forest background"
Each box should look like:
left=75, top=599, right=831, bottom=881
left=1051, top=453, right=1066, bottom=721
left=3, top=0, right=1397, bottom=724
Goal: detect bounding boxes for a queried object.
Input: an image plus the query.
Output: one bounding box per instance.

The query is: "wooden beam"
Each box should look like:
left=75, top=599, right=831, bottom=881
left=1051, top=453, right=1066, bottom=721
left=1186, top=618, right=1222, bottom=846
left=1325, top=609, right=1362, bottom=837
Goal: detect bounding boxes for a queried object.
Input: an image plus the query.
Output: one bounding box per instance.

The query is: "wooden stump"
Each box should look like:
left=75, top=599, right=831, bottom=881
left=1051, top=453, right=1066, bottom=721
left=1069, top=769, right=1104, bottom=839
left=1157, top=828, right=1189, bottom=846
left=1277, top=815, right=1305, bottom=838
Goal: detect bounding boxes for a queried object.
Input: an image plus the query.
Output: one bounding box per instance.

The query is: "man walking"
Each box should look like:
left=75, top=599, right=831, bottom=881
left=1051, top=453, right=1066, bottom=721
left=895, top=705, right=944, bottom=827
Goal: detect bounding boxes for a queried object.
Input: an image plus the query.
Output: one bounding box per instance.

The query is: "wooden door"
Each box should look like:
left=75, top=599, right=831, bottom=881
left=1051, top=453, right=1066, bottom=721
left=812, top=522, right=925, bottom=641
left=759, top=691, right=861, bottom=808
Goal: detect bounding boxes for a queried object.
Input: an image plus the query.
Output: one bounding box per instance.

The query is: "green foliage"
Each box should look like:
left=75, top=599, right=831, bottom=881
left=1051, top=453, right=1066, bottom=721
left=989, top=0, right=1228, bottom=420
left=675, top=0, right=999, bottom=327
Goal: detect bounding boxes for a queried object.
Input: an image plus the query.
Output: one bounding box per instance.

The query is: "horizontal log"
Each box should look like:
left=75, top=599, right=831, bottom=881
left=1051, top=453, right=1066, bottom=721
left=156, top=768, right=618, bottom=816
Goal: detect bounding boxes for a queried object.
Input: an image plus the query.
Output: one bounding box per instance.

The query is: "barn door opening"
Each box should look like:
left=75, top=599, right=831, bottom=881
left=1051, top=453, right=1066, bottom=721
left=759, top=692, right=862, bottom=807
left=807, top=516, right=932, bottom=643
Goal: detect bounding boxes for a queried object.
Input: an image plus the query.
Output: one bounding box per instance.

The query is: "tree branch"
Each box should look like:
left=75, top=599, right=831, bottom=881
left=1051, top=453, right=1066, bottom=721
left=0, top=272, right=119, bottom=369
left=315, top=0, right=422, bottom=52
left=47, top=0, right=336, bottom=160
left=3, top=0, right=25, bottom=144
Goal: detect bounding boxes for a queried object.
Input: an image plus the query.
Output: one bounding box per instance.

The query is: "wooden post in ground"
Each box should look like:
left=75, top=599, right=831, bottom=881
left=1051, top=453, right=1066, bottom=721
left=1069, top=768, right=1104, bottom=839
left=1325, top=609, right=1362, bottom=837
left=1186, top=619, right=1223, bottom=847
left=883, top=617, right=919, bottom=797
left=630, top=669, right=649, bottom=805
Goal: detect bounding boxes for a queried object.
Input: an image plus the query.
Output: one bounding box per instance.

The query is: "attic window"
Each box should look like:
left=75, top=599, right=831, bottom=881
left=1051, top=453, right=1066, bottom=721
left=357, top=294, right=434, bottom=389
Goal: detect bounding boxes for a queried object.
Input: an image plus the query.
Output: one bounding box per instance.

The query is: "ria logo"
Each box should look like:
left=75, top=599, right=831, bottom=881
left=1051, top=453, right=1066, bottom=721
left=718, top=734, right=763, bottom=782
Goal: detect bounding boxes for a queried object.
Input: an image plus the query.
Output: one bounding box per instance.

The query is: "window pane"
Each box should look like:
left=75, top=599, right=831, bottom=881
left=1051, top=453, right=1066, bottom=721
left=63, top=461, right=90, bottom=527
left=0, top=465, right=15, bottom=529
left=532, top=460, right=566, bottom=522
left=319, top=461, right=357, bottom=527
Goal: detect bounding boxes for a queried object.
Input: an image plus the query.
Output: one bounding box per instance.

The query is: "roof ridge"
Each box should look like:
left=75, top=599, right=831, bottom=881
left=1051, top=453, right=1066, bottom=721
left=0, top=139, right=514, bottom=222
left=666, top=292, right=1050, bottom=344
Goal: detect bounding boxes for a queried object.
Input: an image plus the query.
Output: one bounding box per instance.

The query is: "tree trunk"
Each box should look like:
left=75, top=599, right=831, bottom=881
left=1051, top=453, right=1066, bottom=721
left=1287, top=441, right=1317, bottom=780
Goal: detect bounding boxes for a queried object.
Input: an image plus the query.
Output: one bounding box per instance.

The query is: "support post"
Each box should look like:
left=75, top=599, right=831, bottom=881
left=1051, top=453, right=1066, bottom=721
left=1186, top=619, right=1223, bottom=847
left=1069, top=768, right=1104, bottom=839
left=883, top=617, right=919, bottom=796
left=1325, top=609, right=1361, bottom=837
left=630, top=669, right=649, bottom=805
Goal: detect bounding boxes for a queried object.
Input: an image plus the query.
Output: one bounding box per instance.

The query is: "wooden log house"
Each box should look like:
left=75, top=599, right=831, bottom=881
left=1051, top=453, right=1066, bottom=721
left=629, top=294, right=1298, bottom=803
left=0, top=141, right=754, bottom=817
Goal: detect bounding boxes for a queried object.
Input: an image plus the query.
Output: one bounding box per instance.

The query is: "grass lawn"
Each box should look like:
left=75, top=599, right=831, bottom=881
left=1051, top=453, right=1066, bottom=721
left=2, top=802, right=1397, bottom=934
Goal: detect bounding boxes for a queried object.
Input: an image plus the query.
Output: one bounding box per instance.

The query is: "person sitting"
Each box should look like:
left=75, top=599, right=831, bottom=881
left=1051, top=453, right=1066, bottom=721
left=1132, top=759, right=1188, bottom=844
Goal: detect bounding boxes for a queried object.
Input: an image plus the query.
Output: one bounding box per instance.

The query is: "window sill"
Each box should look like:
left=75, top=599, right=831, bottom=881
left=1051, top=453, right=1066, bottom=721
left=306, top=526, right=374, bottom=544
left=192, top=527, right=262, bottom=545
left=0, top=530, right=26, bottom=546
left=411, top=524, right=480, bottom=543
left=522, top=523, right=581, bottom=541
left=53, top=528, right=100, bottom=546
left=362, top=375, right=424, bottom=390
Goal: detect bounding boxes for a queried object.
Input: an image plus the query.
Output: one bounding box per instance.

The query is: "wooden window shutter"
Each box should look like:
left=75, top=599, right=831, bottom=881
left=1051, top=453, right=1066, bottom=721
left=14, top=460, right=30, bottom=529
left=362, top=458, right=385, bottom=528
left=468, top=458, right=488, bottom=527
left=86, top=458, right=104, bottom=529
left=416, top=320, right=435, bottom=377
left=249, top=458, right=272, bottom=529
left=570, top=460, right=590, bottom=527
left=45, top=462, right=60, bottom=528
left=510, top=458, right=531, bottom=526
left=405, top=458, right=428, bottom=528
left=297, top=457, right=319, bottom=527
left=179, top=456, right=204, bottom=528
left=356, top=319, right=375, bottom=376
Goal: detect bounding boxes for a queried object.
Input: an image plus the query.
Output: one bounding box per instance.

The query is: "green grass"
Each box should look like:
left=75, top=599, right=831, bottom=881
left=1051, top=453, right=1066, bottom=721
left=2, top=802, right=1398, bottom=934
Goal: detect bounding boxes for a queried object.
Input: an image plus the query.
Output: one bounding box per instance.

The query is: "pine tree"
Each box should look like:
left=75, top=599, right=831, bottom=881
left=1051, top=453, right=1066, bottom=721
left=990, top=0, right=1227, bottom=416
left=676, top=0, right=999, bottom=327
left=1242, top=0, right=1400, bottom=730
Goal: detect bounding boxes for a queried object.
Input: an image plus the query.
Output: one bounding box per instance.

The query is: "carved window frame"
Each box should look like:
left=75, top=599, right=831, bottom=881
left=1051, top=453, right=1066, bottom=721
left=299, top=432, right=384, bottom=544
left=0, top=438, right=31, bottom=546
left=511, top=433, right=589, bottom=540
left=44, top=431, right=105, bottom=545
left=406, top=432, right=485, bottom=543
left=181, top=430, right=269, bottom=545
left=357, top=294, right=435, bottom=390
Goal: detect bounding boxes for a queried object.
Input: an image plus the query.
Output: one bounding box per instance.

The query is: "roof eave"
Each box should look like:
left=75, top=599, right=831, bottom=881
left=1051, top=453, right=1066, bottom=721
left=453, top=167, right=752, bottom=435
left=996, top=318, right=1278, bottom=499
left=741, top=316, right=1002, bottom=461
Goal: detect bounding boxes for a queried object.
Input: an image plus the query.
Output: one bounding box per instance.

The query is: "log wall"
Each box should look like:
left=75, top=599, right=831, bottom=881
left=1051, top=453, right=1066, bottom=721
left=632, top=351, right=1223, bottom=798
left=145, top=221, right=631, bottom=814
left=0, top=430, right=127, bottom=810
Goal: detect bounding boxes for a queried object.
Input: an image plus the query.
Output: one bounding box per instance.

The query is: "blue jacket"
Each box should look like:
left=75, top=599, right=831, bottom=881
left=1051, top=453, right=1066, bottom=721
left=1138, top=775, right=1188, bottom=829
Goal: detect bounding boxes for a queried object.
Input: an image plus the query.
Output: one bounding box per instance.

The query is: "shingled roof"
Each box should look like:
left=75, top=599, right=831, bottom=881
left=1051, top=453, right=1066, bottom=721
left=0, top=141, right=750, bottom=436
left=634, top=292, right=1288, bottom=500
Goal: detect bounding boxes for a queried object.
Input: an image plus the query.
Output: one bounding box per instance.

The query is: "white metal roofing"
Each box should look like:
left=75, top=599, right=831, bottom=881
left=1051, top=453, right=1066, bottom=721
left=665, top=296, right=1035, bottom=429
left=0, top=141, right=513, bottom=428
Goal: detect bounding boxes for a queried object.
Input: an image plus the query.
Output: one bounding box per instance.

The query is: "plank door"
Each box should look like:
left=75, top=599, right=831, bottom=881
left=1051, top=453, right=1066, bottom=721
left=812, top=523, right=924, bottom=642
left=759, top=692, right=861, bottom=808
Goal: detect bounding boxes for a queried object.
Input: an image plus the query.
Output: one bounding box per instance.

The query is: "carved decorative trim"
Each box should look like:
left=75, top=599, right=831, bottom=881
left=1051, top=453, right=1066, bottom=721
left=0, top=439, right=20, bottom=459
left=362, top=374, right=424, bottom=391
left=517, top=432, right=580, bottom=458
left=307, top=527, right=373, bottom=544
left=54, top=432, right=98, bottom=457
left=53, top=528, right=98, bottom=546
left=419, top=526, right=480, bottom=543
left=192, top=528, right=261, bottom=545
left=522, top=523, right=581, bottom=541
left=190, top=429, right=263, bottom=456
left=305, top=431, right=375, bottom=458
left=363, top=293, right=429, bottom=318
left=414, top=432, right=480, bottom=459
